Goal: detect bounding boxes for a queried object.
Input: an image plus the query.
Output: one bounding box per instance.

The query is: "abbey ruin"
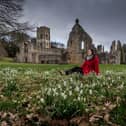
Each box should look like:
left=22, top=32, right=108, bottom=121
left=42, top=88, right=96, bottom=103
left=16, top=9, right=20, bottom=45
left=16, top=26, right=66, bottom=64
left=67, top=19, right=92, bottom=64
left=16, top=19, right=126, bottom=64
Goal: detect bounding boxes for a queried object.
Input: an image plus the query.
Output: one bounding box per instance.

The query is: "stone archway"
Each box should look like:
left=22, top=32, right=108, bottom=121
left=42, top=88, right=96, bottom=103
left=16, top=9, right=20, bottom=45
left=67, top=19, right=93, bottom=64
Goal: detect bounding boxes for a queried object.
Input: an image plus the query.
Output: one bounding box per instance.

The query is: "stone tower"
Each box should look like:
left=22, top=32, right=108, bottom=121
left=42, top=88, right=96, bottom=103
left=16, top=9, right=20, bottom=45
left=37, top=26, right=50, bottom=49
left=97, top=45, right=104, bottom=54
left=122, top=44, right=126, bottom=64
left=110, top=40, right=116, bottom=53
left=110, top=40, right=122, bottom=64
left=67, top=19, right=92, bottom=64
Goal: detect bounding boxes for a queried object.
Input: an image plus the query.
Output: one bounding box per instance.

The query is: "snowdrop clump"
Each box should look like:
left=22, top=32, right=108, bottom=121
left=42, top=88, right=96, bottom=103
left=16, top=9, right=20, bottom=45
left=0, top=67, right=126, bottom=122
left=38, top=70, right=126, bottom=118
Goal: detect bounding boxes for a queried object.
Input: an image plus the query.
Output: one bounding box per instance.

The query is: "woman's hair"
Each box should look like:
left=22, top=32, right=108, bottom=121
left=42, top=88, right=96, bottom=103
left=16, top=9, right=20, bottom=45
left=85, top=48, right=96, bottom=60
left=89, top=48, right=95, bottom=55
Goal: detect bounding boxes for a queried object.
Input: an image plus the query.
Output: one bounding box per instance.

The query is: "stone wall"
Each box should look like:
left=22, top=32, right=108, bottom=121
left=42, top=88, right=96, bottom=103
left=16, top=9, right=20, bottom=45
left=0, top=41, right=8, bottom=57
left=67, top=19, right=92, bottom=64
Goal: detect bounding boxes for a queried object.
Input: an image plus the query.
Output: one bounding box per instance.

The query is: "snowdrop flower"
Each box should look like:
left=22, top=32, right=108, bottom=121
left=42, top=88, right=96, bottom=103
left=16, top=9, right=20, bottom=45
left=80, top=83, right=83, bottom=88
left=47, top=88, right=51, bottom=95
left=85, top=108, right=89, bottom=112
left=80, top=89, right=83, bottom=95
left=97, top=75, right=102, bottom=78
left=52, top=88, right=56, bottom=92
left=77, top=96, right=81, bottom=101
left=108, top=77, right=111, bottom=80
left=63, top=81, right=67, bottom=86
left=84, top=97, right=86, bottom=102
left=75, top=86, right=79, bottom=92
left=54, top=92, right=58, bottom=96
left=58, top=84, right=61, bottom=89
left=89, top=89, right=93, bottom=95
left=112, top=80, right=114, bottom=83
left=61, top=93, right=67, bottom=99
left=40, top=98, right=45, bottom=103
left=69, top=91, right=72, bottom=96
left=118, top=76, right=121, bottom=80
left=70, top=78, right=73, bottom=82
left=44, top=71, right=49, bottom=75
left=119, top=84, right=124, bottom=89
left=106, top=70, right=113, bottom=74
left=92, top=83, right=96, bottom=87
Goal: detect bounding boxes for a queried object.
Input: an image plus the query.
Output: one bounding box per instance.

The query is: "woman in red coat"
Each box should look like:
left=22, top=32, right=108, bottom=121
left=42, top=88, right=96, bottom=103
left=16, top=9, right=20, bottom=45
left=64, top=49, right=100, bottom=75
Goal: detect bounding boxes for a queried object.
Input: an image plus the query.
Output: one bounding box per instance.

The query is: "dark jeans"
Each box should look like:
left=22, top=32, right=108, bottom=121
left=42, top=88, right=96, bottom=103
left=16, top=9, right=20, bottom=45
left=65, top=66, right=83, bottom=75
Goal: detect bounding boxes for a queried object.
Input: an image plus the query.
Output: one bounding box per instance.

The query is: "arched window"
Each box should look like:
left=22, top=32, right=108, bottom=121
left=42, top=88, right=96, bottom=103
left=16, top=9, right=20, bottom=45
left=24, top=43, right=28, bottom=53
left=25, top=57, right=28, bottom=63
left=81, top=41, right=84, bottom=49
left=40, top=34, right=44, bottom=39
left=40, top=43, right=43, bottom=48
left=70, top=41, right=72, bottom=46
left=46, top=34, right=48, bottom=39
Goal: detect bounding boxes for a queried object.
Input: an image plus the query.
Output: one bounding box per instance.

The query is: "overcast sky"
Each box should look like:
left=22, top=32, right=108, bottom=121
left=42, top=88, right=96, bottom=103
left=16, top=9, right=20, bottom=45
left=21, top=0, right=126, bottom=51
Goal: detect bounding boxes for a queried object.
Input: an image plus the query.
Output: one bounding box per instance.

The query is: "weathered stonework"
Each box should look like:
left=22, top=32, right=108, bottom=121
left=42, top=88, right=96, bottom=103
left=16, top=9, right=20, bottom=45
left=16, top=26, right=65, bottom=64
left=96, top=40, right=126, bottom=64
left=37, top=26, right=50, bottom=49
left=67, top=19, right=92, bottom=64
left=15, top=19, right=126, bottom=65
left=122, top=44, right=126, bottom=64
left=96, top=45, right=108, bottom=64
left=0, top=41, right=8, bottom=57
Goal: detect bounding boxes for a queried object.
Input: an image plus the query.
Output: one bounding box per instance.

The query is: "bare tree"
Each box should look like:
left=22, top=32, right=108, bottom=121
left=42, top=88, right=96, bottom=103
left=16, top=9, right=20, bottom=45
left=0, top=0, right=33, bottom=37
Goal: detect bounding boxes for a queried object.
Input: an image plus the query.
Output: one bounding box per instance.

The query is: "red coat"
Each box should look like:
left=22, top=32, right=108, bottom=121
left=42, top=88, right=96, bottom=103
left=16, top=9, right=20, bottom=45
left=81, top=55, right=100, bottom=75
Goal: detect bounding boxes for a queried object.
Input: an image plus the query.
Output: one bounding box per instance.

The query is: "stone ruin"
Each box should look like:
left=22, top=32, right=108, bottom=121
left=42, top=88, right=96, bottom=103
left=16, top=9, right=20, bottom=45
left=15, top=19, right=126, bottom=64
left=0, top=41, right=8, bottom=57
left=67, top=19, right=93, bottom=64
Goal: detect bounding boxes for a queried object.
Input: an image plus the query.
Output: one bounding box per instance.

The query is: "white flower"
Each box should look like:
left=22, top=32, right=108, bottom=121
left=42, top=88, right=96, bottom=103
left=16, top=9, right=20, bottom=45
left=47, top=88, right=51, bottom=95
left=108, top=77, right=111, bottom=80
left=112, top=80, right=114, bottom=83
left=40, top=98, right=45, bottom=103
left=80, top=89, right=83, bottom=95
left=44, top=71, right=49, bottom=75
left=63, top=81, right=67, bottom=86
left=106, top=70, right=113, bottom=74
left=119, top=84, right=124, bottom=89
left=54, top=92, right=58, bottom=96
left=83, top=98, right=86, bottom=102
left=89, top=89, right=93, bottom=95
left=61, top=93, right=67, bottom=99
left=58, top=84, right=61, bottom=89
left=70, top=78, right=73, bottom=82
left=69, top=91, right=72, bottom=96
left=75, top=86, right=79, bottom=92
left=80, top=83, right=83, bottom=88
left=52, top=88, right=56, bottom=92
left=77, top=96, right=81, bottom=101
left=92, top=83, right=96, bottom=87
left=85, top=108, right=89, bottom=112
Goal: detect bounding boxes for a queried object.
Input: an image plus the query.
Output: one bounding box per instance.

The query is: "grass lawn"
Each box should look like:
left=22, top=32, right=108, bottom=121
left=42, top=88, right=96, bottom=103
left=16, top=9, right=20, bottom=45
left=0, top=57, right=126, bottom=72
left=0, top=59, right=126, bottom=73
